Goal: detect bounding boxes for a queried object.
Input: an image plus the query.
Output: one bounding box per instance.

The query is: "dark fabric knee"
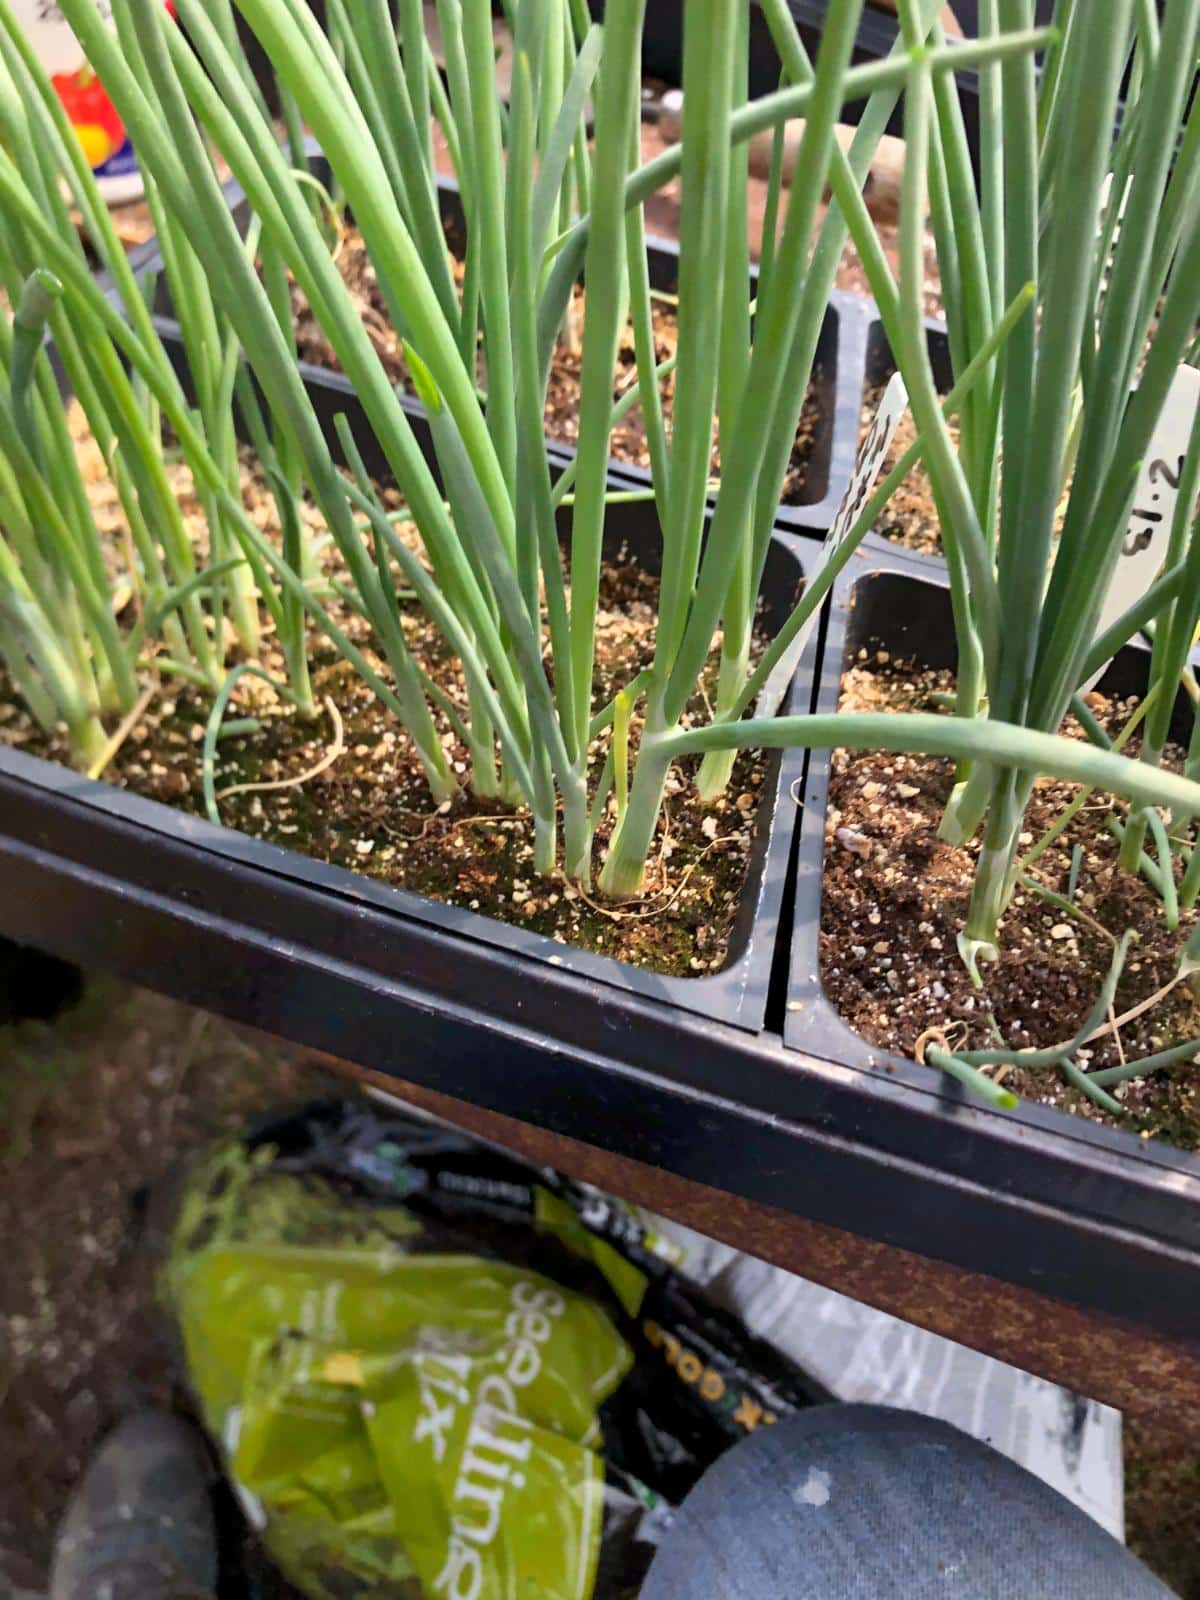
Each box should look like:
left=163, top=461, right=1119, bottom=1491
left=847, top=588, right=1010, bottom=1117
left=641, top=1404, right=1171, bottom=1599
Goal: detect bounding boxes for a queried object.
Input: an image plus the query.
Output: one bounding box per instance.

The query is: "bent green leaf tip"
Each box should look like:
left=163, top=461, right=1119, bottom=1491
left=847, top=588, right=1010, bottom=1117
left=402, top=339, right=444, bottom=414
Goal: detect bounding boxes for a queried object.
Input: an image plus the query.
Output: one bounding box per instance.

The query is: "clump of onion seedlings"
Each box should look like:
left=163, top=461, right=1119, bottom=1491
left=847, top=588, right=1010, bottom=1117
left=0, top=0, right=321, bottom=764
left=822, top=0, right=1200, bottom=977
left=10, top=0, right=1200, bottom=919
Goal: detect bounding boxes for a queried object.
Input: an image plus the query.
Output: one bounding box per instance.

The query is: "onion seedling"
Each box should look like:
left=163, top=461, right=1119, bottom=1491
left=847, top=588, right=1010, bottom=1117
left=817, top=0, right=1200, bottom=976
left=0, top=0, right=327, bottom=761
left=14, top=0, right=1200, bottom=919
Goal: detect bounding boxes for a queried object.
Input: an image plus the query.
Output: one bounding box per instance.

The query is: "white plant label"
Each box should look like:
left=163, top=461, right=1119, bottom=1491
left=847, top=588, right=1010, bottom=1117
left=1082, top=363, right=1200, bottom=692
left=1096, top=170, right=1131, bottom=294
left=757, top=372, right=908, bottom=717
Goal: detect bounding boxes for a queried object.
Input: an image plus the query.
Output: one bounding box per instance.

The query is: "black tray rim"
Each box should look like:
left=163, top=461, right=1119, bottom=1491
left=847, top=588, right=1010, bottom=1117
left=16, top=345, right=814, bottom=1029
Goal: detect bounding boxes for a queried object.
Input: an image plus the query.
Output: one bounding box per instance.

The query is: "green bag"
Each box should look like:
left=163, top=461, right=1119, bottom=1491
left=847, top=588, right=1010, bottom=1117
left=167, top=1143, right=632, bottom=1600
left=164, top=1104, right=825, bottom=1599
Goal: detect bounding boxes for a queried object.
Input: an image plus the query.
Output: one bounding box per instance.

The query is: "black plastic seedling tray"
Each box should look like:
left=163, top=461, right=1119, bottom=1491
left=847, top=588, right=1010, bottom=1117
left=147, top=150, right=862, bottom=537
left=5, top=475, right=1200, bottom=1352
left=786, top=552, right=1200, bottom=1305
left=5, top=350, right=810, bottom=1030
left=9, top=152, right=1200, bottom=1356
left=5, top=643, right=1200, bottom=1353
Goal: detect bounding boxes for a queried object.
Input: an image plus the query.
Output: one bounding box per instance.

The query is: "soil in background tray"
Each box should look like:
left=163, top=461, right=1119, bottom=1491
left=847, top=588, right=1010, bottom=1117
left=819, top=650, right=1200, bottom=1148
left=289, top=225, right=824, bottom=504
left=0, top=408, right=779, bottom=980
left=858, top=379, right=1070, bottom=557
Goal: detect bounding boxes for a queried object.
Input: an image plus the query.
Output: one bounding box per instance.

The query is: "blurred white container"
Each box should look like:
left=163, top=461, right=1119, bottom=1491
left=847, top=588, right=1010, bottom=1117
left=14, top=0, right=144, bottom=203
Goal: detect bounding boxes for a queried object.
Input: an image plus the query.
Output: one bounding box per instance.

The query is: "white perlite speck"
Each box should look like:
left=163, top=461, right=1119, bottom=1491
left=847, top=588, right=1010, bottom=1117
left=794, top=1467, right=832, bottom=1508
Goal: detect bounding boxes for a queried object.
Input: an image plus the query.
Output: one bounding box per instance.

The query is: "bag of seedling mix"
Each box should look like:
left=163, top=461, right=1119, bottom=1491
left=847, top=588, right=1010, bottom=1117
left=163, top=1099, right=827, bottom=1600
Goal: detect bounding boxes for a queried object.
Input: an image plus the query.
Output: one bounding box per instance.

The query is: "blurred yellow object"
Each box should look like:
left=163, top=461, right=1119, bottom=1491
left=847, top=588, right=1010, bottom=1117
left=75, top=122, right=116, bottom=169
left=319, top=1350, right=366, bottom=1386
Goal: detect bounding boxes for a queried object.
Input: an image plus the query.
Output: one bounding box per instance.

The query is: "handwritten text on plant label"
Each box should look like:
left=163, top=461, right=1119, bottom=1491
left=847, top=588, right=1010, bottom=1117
left=1083, top=363, right=1200, bottom=691
left=757, top=372, right=908, bottom=717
